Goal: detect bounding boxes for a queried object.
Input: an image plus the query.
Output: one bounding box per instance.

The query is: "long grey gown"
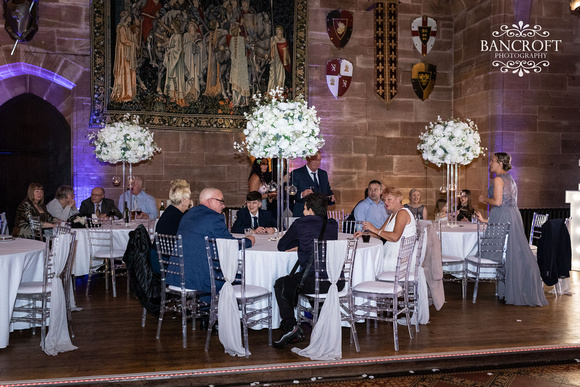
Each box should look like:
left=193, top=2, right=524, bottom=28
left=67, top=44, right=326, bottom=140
left=487, top=174, right=548, bottom=306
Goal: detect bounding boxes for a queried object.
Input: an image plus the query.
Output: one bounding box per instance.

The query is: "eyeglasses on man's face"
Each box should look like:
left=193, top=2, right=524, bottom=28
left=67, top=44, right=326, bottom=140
left=211, top=197, right=225, bottom=205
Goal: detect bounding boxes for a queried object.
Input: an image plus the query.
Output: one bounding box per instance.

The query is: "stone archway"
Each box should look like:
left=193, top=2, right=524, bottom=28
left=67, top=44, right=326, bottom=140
left=0, top=93, right=72, bottom=229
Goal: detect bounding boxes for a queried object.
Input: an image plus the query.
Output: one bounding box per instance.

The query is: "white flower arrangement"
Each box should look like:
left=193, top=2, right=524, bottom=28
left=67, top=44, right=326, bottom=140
left=417, top=116, right=484, bottom=166
left=234, top=87, right=324, bottom=159
left=89, top=114, right=161, bottom=164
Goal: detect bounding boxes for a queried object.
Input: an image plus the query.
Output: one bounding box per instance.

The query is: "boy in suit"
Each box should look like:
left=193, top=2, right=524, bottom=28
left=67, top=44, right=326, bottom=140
left=231, top=191, right=276, bottom=234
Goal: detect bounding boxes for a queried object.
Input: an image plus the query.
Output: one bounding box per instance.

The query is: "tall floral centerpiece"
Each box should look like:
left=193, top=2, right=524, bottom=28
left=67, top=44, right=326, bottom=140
left=89, top=114, right=161, bottom=218
left=417, top=116, right=483, bottom=225
left=235, top=87, right=324, bottom=233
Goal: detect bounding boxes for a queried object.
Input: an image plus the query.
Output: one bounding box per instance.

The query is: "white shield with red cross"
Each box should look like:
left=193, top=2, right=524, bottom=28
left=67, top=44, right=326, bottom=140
left=411, top=16, right=437, bottom=56
left=326, top=58, right=353, bottom=99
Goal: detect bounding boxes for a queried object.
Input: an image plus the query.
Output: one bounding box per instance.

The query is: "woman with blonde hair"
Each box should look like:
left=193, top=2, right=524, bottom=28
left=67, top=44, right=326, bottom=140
left=355, top=186, right=416, bottom=270
left=155, top=180, right=191, bottom=236
left=403, top=188, right=428, bottom=220
left=12, top=183, right=57, bottom=238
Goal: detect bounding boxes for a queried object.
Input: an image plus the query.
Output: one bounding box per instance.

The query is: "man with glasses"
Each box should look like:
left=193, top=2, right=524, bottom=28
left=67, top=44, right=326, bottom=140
left=167, top=188, right=255, bottom=294
left=79, top=187, right=123, bottom=219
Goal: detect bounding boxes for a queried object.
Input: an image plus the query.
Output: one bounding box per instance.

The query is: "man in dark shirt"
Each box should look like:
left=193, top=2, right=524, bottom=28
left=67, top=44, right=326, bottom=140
left=273, top=192, right=340, bottom=348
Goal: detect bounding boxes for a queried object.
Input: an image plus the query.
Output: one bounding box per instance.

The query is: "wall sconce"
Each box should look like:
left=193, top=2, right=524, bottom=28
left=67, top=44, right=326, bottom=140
left=571, top=0, right=580, bottom=12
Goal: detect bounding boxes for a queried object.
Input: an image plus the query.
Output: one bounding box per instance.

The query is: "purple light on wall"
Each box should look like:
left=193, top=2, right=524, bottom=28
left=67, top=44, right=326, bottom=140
left=0, top=62, right=76, bottom=89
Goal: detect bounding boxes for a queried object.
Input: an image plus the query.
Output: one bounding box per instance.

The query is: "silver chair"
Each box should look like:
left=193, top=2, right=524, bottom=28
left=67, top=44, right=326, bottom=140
left=529, top=212, right=549, bottom=256
left=0, top=212, right=8, bottom=234
left=352, top=235, right=416, bottom=351
left=437, top=220, right=467, bottom=298
left=377, top=228, right=427, bottom=332
left=340, top=220, right=357, bottom=234
left=327, top=209, right=345, bottom=221
left=205, top=237, right=273, bottom=358
left=464, top=222, right=510, bottom=303
left=10, top=233, right=74, bottom=349
left=149, top=233, right=208, bottom=348
left=85, top=218, right=127, bottom=297
left=54, top=223, right=72, bottom=235
left=28, top=215, right=43, bottom=241
left=225, top=207, right=241, bottom=231
left=296, top=239, right=360, bottom=352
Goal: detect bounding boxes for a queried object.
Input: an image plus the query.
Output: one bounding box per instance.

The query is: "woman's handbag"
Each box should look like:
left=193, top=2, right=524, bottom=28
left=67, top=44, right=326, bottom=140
left=277, top=217, right=328, bottom=307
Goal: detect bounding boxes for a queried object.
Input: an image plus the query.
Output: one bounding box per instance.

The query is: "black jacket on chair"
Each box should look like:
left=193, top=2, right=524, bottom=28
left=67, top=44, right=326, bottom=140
left=123, top=224, right=161, bottom=315
left=537, top=219, right=572, bottom=286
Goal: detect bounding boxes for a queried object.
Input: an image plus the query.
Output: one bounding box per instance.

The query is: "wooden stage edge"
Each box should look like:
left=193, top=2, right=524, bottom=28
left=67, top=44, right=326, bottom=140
left=3, top=345, right=579, bottom=386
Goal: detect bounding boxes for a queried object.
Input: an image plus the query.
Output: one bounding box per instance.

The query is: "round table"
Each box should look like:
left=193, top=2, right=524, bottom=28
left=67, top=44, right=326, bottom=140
left=440, top=222, right=479, bottom=258
left=0, top=238, right=45, bottom=348
left=234, top=233, right=383, bottom=329
left=71, top=220, right=153, bottom=276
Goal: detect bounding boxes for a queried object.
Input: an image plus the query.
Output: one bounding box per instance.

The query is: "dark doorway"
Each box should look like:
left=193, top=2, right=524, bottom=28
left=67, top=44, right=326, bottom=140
left=0, top=93, right=71, bottom=231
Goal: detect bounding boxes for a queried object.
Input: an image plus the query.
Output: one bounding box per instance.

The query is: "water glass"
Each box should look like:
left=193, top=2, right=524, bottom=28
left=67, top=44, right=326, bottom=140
left=244, top=228, right=252, bottom=237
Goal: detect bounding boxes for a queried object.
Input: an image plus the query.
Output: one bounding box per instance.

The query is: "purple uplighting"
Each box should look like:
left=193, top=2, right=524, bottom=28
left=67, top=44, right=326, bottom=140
left=0, top=62, right=76, bottom=89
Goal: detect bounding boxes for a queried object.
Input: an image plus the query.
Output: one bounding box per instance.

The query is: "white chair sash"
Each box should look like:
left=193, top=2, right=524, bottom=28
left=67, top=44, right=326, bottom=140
left=44, top=233, right=77, bottom=356
left=292, top=239, right=348, bottom=360
left=216, top=239, right=247, bottom=357
left=410, top=229, right=429, bottom=326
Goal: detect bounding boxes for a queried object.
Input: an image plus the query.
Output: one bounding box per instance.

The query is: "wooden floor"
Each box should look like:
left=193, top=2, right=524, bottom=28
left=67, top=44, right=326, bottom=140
left=1, top=272, right=579, bottom=387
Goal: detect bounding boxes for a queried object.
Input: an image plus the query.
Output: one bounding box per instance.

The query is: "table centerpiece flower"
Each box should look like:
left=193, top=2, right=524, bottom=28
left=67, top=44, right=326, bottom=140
left=89, top=113, right=161, bottom=164
left=417, top=116, right=483, bottom=167
left=234, top=87, right=324, bottom=233
left=417, top=116, right=484, bottom=225
left=234, top=87, right=324, bottom=159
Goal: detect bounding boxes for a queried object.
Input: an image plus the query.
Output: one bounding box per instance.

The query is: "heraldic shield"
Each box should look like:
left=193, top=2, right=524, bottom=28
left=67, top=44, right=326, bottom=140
left=411, top=16, right=437, bottom=56
left=3, top=0, right=39, bottom=42
left=411, top=62, right=436, bottom=101
left=327, top=9, right=353, bottom=49
left=326, top=58, right=353, bottom=99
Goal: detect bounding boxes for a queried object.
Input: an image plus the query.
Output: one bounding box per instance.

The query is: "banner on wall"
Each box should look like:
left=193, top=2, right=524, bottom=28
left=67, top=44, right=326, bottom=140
left=326, top=58, right=353, bottom=99
left=411, top=62, right=436, bottom=101
left=411, top=16, right=437, bottom=56
left=326, top=9, right=353, bottom=49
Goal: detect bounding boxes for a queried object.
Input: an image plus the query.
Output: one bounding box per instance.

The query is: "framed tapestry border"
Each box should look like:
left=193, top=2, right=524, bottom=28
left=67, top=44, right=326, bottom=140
left=90, top=0, right=308, bottom=132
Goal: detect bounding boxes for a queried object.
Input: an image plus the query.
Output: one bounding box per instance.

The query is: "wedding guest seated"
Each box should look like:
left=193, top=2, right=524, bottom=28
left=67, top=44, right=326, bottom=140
left=46, top=185, right=79, bottom=222
left=79, top=187, right=123, bottom=219
left=273, top=192, right=340, bottom=349
left=403, top=188, right=428, bottom=220
left=231, top=191, right=276, bottom=234
left=166, top=188, right=254, bottom=293
left=434, top=199, right=448, bottom=221
left=152, top=180, right=192, bottom=274
left=12, top=183, right=57, bottom=238
left=353, top=180, right=388, bottom=228
left=155, top=180, right=192, bottom=235
left=118, top=176, right=158, bottom=219
left=457, top=189, right=475, bottom=222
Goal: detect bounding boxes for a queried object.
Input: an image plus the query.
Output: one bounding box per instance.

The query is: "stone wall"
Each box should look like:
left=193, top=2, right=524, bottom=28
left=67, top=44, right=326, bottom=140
left=0, top=0, right=578, bottom=215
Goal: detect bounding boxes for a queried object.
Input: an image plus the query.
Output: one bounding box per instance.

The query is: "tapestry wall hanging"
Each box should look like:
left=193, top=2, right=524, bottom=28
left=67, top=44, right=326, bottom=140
left=90, top=0, right=308, bottom=131
left=374, top=0, right=398, bottom=105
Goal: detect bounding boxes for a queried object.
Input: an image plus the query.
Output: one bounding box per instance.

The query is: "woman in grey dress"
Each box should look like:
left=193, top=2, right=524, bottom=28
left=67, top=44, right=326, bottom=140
left=475, top=152, right=548, bottom=306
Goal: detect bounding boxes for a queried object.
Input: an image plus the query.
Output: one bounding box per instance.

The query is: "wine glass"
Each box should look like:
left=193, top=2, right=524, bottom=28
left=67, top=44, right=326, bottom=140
left=135, top=206, right=143, bottom=219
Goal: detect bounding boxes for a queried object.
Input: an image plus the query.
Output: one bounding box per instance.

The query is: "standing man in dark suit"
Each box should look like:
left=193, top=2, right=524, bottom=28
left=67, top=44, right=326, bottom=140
left=231, top=191, right=277, bottom=234
left=79, top=187, right=123, bottom=219
left=166, top=188, right=255, bottom=293
left=273, top=192, right=341, bottom=348
left=290, top=151, right=335, bottom=217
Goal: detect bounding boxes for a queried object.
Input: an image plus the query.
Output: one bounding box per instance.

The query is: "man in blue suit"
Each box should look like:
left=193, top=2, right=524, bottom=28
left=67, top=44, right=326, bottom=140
left=290, top=152, right=335, bottom=217
left=166, top=188, right=255, bottom=293
left=231, top=191, right=277, bottom=234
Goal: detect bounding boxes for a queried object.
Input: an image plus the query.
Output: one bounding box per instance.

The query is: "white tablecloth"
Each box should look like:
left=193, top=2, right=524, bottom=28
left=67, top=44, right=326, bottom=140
left=71, top=220, right=151, bottom=276
left=0, top=238, right=45, bottom=348
left=440, top=222, right=478, bottom=258
left=236, top=233, right=383, bottom=329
